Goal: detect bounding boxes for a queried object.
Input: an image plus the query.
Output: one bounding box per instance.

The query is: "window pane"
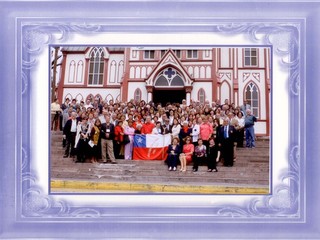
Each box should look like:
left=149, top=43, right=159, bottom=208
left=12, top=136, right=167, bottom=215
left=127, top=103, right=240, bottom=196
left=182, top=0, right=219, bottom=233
left=245, top=82, right=260, bottom=117
left=155, top=76, right=169, bottom=86
left=246, top=90, right=251, bottom=100
left=199, top=89, right=205, bottom=104
left=89, top=63, right=94, bottom=72
left=245, top=57, right=251, bottom=66
left=251, top=57, right=257, bottom=66
left=134, top=89, right=141, bottom=102
left=175, top=50, right=181, bottom=58
left=252, top=90, right=258, bottom=98
left=144, top=50, right=154, bottom=59
left=171, top=76, right=184, bottom=86
left=193, top=50, right=197, bottom=58
left=94, top=63, right=99, bottom=73
left=99, top=74, right=103, bottom=85
left=251, top=49, right=257, bottom=56
left=187, top=50, right=192, bottom=58
left=88, top=75, right=93, bottom=85
left=100, top=62, right=104, bottom=72
left=93, top=74, right=98, bottom=85
left=245, top=48, right=250, bottom=56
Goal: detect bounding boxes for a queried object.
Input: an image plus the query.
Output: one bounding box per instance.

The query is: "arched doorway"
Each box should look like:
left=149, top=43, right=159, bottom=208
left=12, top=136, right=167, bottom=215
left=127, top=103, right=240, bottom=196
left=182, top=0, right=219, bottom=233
left=153, top=89, right=186, bottom=106
left=152, top=67, right=186, bottom=105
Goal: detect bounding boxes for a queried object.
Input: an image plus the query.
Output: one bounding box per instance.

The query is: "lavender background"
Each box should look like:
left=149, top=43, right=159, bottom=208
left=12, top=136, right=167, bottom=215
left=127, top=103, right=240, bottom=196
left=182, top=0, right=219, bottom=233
left=0, top=1, right=319, bottom=239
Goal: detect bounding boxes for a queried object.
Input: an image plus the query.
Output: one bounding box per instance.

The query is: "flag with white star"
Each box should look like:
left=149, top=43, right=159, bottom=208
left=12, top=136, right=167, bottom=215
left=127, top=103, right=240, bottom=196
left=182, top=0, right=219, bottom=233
left=133, top=134, right=171, bottom=160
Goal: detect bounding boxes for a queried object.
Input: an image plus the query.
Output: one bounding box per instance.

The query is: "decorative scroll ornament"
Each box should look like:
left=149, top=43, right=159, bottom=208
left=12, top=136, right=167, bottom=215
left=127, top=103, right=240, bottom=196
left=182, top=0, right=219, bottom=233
left=20, top=21, right=301, bottom=220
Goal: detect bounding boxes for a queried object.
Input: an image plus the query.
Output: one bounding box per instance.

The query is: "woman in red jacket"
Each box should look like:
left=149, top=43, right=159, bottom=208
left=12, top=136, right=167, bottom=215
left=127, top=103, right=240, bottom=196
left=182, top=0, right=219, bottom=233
left=114, top=120, right=124, bottom=159
left=179, top=136, right=194, bottom=172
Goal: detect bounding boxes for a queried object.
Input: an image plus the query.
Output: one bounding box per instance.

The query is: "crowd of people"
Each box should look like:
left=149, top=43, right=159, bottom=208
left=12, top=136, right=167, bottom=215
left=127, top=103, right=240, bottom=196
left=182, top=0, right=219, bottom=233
left=51, top=97, right=257, bottom=172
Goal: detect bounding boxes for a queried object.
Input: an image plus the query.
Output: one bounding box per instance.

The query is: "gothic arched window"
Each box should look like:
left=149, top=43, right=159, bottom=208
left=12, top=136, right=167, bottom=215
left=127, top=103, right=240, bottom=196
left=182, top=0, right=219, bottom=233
left=134, top=88, right=142, bottom=102
left=198, top=88, right=205, bottom=105
left=88, top=47, right=104, bottom=85
left=245, top=82, right=259, bottom=117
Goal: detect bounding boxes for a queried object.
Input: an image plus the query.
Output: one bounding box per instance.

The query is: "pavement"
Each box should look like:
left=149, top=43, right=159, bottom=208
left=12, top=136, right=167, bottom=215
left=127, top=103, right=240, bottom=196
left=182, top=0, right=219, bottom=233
left=50, top=131, right=270, bottom=194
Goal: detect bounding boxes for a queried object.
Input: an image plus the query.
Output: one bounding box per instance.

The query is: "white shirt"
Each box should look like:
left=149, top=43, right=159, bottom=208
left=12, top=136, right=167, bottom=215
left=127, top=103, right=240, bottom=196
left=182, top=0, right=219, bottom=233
left=191, top=124, right=200, bottom=143
left=51, top=102, right=61, bottom=114
left=99, top=115, right=106, bottom=124
left=236, top=116, right=245, bottom=128
left=171, top=124, right=181, bottom=138
left=152, top=127, right=162, bottom=134
left=71, top=119, right=77, bottom=132
left=169, top=116, right=174, bottom=125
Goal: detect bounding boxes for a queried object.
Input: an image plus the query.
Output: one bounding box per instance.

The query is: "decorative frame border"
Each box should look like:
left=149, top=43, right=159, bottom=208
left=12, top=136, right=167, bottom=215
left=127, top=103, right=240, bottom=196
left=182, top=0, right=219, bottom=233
left=2, top=1, right=317, bottom=239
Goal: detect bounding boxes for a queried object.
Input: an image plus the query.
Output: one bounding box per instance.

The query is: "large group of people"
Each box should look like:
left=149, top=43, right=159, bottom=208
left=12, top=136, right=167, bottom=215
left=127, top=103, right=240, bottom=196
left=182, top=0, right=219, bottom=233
left=51, top=97, right=257, bottom=172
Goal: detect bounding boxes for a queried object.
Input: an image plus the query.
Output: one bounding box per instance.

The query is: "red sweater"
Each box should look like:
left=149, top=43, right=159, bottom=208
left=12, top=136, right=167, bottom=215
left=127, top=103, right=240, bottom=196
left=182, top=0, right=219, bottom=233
left=114, top=125, right=124, bottom=142
left=141, top=122, right=155, bottom=134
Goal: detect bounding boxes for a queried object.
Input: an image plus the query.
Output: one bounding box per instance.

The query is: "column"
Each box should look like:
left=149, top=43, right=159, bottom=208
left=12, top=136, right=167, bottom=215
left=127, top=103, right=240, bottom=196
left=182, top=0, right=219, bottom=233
left=148, top=92, right=152, bottom=103
left=186, top=92, right=191, bottom=106
left=185, top=86, right=193, bottom=106
left=146, top=86, right=153, bottom=103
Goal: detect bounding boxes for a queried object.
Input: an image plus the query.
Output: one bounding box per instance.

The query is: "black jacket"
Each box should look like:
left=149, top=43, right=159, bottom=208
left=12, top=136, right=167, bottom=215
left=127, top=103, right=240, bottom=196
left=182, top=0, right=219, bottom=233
left=217, top=125, right=236, bottom=144
left=63, top=118, right=78, bottom=136
left=100, top=122, right=115, bottom=140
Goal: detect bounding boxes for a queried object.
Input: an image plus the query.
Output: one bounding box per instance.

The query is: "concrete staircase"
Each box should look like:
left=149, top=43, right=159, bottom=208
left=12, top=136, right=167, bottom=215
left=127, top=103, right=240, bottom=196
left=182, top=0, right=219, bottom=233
left=50, top=130, right=270, bottom=191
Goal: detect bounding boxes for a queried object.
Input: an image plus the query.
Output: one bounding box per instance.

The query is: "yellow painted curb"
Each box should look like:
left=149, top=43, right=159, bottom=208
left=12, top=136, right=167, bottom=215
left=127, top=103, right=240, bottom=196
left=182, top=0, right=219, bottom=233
left=51, top=180, right=269, bottom=194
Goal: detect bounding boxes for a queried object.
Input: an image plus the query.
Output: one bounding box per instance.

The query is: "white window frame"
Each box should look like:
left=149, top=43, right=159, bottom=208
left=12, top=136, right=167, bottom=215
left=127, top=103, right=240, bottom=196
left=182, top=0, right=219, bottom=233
left=187, top=50, right=198, bottom=59
left=88, top=47, right=104, bottom=86
left=144, top=50, right=155, bottom=59
left=244, top=48, right=258, bottom=67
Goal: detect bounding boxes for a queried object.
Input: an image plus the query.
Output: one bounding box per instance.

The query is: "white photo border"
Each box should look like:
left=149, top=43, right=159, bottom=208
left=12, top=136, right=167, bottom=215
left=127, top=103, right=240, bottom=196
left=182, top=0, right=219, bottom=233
left=1, top=1, right=315, bottom=237
left=17, top=18, right=303, bottom=222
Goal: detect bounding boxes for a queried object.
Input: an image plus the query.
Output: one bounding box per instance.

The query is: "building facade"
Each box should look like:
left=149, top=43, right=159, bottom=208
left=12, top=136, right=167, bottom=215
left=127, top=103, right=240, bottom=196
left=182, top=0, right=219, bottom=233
left=56, top=46, right=271, bottom=136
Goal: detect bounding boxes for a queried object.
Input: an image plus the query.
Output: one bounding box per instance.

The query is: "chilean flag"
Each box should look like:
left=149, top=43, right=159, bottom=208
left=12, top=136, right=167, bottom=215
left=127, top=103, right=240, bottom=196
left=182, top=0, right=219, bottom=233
left=133, top=134, right=171, bottom=160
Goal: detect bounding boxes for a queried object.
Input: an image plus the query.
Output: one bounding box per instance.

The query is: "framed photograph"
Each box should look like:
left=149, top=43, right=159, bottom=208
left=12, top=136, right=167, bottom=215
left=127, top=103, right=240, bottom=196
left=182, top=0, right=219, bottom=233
left=1, top=1, right=318, bottom=239
left=49, top=44, right=271, bottom=195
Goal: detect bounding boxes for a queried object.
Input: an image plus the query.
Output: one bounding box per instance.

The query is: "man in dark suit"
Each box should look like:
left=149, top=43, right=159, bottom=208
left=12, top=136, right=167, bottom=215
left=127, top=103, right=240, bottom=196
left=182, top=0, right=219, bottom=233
left=63, top=112, right=78, bottom=158
left=218, top=118, right=236, bottom=167
left=100, top=115, right=117, bottom=164
left=162, top=119, right=172, bottom=134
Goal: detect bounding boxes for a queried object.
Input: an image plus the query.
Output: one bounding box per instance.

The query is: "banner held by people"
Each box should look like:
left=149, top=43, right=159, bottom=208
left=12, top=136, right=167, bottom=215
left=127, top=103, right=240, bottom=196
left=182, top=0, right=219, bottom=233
left=133, top=134, right=171, bottom=160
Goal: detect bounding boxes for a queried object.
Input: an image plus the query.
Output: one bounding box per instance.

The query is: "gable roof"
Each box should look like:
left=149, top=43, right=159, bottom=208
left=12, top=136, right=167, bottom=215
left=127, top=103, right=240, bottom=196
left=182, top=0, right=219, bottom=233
left=145, top=49, right=194, bottom=87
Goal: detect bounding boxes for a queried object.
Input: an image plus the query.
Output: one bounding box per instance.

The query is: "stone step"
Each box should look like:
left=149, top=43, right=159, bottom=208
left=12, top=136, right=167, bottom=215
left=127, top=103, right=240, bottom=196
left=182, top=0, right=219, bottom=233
left=51, top=156, right=269, bottom=166
left=51, top=176, right=269, bottom=187
left=51, top=168, right=269, bottom=185
left=50, top=131, right=270, bottom=191
left=51, top=161, right=269, bottom=170
left=51, top=168, right=269, bottom=178
left=51, top=152, right=269, bottom=161
left=50, top=161, right=269, bottom=174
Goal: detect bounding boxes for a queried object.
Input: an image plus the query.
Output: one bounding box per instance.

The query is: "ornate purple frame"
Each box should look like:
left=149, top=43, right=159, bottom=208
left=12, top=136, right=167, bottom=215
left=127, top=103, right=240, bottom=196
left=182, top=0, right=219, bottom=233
left=1, top=1, right=318, bottom=239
